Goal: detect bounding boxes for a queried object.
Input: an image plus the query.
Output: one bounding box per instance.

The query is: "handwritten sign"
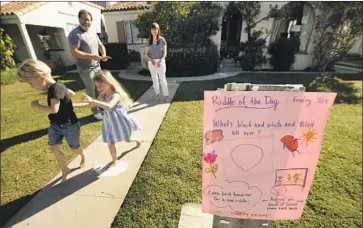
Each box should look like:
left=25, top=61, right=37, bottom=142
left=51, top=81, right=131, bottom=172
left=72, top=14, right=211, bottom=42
left=202, top=91, right=336, bottom=220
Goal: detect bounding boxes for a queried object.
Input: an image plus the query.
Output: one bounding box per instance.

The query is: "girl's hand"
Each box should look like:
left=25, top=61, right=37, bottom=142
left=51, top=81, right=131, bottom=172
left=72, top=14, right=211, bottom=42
left=83, top=95, right=94, bottom=103
left=151, top=60, right=156, bottom=66
left=31, top=100, right=39, bottom=108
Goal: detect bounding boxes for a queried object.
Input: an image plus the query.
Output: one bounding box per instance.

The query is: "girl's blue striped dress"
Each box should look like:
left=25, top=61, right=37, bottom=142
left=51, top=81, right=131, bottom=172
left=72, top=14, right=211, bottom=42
left=101, top=96, right=141, bottom=144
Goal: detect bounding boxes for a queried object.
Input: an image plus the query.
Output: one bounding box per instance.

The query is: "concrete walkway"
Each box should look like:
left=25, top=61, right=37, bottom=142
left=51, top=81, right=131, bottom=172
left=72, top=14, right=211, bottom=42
left=118, top=68, right=241, bottom=83
left=4, top=84, right=180, bottom=228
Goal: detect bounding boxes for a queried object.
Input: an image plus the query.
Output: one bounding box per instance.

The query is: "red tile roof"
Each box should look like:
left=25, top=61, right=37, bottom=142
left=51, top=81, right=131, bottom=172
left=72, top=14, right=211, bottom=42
left=102, top=2, right=150, bottom=12
left=0, top=2, right=46, bottom=16
left=0, top=1, right=104, bottom=16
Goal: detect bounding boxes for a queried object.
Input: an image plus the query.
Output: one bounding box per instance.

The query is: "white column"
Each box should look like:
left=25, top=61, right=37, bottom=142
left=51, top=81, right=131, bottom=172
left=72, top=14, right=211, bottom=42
left=58, top=27, right=76, bottom=66
left=210, top=16, right=223, bottom=54
left=17, top=23, right=37, bottom=60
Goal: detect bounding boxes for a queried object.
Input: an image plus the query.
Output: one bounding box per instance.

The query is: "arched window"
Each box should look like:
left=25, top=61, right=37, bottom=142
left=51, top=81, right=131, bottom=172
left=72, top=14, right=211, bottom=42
left=270, top=2, right=315, bottom=53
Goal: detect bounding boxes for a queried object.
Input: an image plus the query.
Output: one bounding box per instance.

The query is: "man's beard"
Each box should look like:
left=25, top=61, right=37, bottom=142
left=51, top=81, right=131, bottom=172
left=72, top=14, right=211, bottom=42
left=80, top=24, right=89, bottom=31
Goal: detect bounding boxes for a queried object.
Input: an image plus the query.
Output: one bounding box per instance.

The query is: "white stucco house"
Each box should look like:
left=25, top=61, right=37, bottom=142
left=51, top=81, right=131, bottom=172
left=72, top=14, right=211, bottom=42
left=0, top=1, right=105, bottom=68
left=102, top=1, right=362, bottom=71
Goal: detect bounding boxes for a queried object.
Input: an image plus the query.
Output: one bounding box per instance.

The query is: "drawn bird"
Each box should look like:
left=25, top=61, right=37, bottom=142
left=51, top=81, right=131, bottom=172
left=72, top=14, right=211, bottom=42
left=280, top=135, right=300, bottom=156
left=205, top=129, right=224, bottom=145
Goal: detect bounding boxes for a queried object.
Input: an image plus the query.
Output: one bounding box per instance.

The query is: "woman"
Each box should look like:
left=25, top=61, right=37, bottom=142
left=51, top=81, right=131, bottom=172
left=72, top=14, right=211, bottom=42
left=145, top=22, right=169, bottom=102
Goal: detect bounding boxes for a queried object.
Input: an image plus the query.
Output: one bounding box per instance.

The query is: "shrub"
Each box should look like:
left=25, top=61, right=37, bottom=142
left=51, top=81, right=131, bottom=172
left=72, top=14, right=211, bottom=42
left=239, top=37, right=266, bottom=71
left=128, top=49, right=141, bottom=62
left=100, top=43, right=129, bottom=70
left=165, top=44, right=218, bottom=77
left=268, top=37, right=300, bottom=71
left=0, top=28, right=17, bottom=70
left=134, top=2, right=222, bottom=47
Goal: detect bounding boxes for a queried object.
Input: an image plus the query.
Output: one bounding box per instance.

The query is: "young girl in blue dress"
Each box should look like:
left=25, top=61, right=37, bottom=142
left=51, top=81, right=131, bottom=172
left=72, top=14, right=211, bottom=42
left=74, top=70, right=141, bottom=166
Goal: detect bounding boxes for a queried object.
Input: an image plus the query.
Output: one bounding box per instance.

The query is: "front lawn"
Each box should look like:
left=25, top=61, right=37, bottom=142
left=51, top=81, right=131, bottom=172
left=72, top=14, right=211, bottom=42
left=112, top=73, right=362, bottom=228
left=0, top=72, right=151, bottom=227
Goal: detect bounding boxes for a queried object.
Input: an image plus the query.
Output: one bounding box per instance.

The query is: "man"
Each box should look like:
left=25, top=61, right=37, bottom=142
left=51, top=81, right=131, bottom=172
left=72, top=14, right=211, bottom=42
left=68, top=9, right=108, bottom=120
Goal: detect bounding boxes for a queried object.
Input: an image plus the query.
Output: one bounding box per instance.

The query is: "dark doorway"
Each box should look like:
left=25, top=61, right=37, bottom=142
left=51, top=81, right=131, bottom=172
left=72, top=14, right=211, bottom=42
left=220, top=6, right=242, bottom=58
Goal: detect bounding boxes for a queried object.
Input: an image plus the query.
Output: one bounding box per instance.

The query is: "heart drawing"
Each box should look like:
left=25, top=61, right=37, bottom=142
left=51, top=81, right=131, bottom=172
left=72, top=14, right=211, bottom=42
left=231, top=144, right=264, bottom=172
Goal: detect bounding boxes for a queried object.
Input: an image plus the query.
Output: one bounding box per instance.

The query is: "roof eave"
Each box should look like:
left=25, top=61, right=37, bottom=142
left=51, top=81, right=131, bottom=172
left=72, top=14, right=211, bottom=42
left=102, top=7, right=150, bottom=13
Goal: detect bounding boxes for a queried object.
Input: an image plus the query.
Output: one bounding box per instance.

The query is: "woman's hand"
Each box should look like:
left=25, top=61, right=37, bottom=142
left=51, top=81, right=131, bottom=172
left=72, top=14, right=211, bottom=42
left=83, top=95, right=94, bottom=103
left=151, top=60, right=156, bottom=66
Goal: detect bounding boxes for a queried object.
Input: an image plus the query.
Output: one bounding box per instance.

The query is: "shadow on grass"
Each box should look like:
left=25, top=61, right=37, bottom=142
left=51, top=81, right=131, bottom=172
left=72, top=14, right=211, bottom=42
left=0, top=145, right=139, bottom=227
left=0, top=115, right=98, bottom=154
left=172, top=73, right=362, bottom=104
left=308, top=74, right=362, bottom=104
left=45, top=73, right=152, bottom=101
left=173, top=73, right=317, bottom=102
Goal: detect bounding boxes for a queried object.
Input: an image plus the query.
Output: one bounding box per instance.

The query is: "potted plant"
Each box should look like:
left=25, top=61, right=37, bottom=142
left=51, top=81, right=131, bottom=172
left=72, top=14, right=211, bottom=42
left=38, top=34, right=55, bottom=68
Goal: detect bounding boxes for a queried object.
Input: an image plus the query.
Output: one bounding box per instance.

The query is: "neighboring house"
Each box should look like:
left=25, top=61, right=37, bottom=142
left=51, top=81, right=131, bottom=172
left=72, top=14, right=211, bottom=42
left=102, top=2, right=150, bottom=69
left=0, top=1, right=105, bottom=68
left=102, top=1, right=149, bottom=52
left=92, top=1, right=116, bottom=8
left=102, top=1, right=362, bottom=71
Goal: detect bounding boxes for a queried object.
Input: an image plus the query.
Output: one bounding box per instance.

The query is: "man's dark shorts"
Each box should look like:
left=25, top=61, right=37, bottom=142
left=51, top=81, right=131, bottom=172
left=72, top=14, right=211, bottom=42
left=48, top=121, right=81, bottom=149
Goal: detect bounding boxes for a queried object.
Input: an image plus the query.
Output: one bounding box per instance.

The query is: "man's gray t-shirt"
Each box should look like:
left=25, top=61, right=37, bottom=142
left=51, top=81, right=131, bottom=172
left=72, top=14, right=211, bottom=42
left=68, top=26, right=102, bottom=69
left=146, top=37, right=167, bottom=59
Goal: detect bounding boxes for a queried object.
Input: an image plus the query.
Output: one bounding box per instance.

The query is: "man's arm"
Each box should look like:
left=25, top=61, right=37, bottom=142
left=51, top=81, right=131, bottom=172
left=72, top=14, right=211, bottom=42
left=97, top=35, right=106, bottom=58
left=70, top=46, right=101, bottom=61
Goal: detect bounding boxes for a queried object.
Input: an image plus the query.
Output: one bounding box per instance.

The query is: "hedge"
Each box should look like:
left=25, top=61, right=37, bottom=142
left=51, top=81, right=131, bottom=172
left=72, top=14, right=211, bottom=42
left=164, top=44, right=219, bottom=77
left=268, top=37, right=300, bottom=71
left=100, top=43, right=129, bottom=70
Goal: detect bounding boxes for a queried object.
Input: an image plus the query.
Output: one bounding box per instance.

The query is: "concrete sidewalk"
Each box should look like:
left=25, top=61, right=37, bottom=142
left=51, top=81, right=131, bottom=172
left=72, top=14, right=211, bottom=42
left=4, top=84, right=180, bottom=228
left=118, top=68, right=241, bottom=83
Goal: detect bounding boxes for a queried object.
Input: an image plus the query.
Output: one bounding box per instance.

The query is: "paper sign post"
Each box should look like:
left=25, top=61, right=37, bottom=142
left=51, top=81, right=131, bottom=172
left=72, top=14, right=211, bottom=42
left=202, top=91, right=336, bottom=220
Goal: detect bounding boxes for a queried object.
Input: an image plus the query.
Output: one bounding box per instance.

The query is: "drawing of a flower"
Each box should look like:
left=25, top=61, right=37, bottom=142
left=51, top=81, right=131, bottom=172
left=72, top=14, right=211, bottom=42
left=203, top=150, right=218, bottom=178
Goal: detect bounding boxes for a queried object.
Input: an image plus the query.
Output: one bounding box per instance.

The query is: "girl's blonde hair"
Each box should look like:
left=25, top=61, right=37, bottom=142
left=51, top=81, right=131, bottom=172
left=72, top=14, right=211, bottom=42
left=17, top=59, right=52, bottom=82
left=94, top=70, right=133, bottom=111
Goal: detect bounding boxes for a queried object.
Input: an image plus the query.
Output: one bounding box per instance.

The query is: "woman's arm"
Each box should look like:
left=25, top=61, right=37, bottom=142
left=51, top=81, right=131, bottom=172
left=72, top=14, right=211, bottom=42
left=145, top=46, right=155, bottom=64
left=158, top=38, right=167, bottom=64
left=85, top=93, right=121, bottom=110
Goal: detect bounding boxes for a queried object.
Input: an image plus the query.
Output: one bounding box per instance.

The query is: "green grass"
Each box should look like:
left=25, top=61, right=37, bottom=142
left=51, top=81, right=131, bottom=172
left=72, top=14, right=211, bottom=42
left=112, top=73, right=362, bottom=228
left=1, top=69, right=18, bottom=85
left=0, top=72, right=151, bottom=227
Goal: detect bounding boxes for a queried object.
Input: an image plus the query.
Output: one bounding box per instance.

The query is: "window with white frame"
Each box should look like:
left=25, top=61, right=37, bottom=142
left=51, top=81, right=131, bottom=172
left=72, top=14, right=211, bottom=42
left=270, top=3, right=315, bottom=53
left=66, top=23, right=78, bottom=34
left=122, top=20, right=146, bottom=44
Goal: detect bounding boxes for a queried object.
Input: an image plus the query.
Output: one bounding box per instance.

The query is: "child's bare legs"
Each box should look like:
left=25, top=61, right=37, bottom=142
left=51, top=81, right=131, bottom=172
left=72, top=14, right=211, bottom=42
left=72, top=147, right=85, bottom=168
left=125, top=138, right=141, bottom=147
left=50, top=144, right=71, bottom=183
left=108, top=144, right=117, bottom=166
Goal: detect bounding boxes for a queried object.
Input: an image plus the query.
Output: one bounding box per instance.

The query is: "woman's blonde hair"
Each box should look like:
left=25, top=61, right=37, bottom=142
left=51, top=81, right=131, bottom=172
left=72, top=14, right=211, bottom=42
left=94, top=70, right=133, bottom=111
left=17, top=59, right=52, bottom=82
